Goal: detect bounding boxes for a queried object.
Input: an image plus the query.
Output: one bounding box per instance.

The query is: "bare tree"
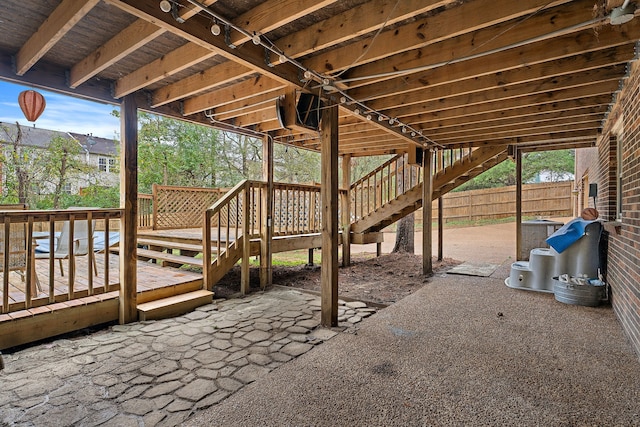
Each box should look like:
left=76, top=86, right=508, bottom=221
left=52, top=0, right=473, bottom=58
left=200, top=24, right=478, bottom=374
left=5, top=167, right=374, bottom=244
left=0, top=122, right=45, bottom=206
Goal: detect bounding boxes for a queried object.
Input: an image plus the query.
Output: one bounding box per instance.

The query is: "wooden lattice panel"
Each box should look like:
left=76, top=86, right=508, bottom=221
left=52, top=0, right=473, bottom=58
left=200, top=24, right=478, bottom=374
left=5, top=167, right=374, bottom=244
left=154, top=185, right=229, bottom=230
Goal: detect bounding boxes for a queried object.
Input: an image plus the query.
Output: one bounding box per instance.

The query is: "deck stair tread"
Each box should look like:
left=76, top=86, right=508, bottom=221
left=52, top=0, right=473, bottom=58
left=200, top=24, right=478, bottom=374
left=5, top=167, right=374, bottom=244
left=137, top=232, right=229, bottom=246
left=137, top=238, right=207, bottom=253
left=137, top=289, right=213, bottom=321
left=111, top=247, right=204, bottom=267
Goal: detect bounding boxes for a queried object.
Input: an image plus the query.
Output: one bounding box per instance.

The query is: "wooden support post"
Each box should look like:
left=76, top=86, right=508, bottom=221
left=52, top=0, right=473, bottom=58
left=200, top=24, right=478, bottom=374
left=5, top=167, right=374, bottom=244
left=260, top=133, right=273, bottom=288
left=515, top=147, right=523, bottom=261
left=241, top=186, right=250, bottom=294
left=422, top=149, right=433, bottom=275
left=321, top=101, right=339, bottom=328
left=308, top=248, right=314, bottom=266
left=119, top=93, right=138, bottom=324
left=438, top=197, right=443, bottom=261
left=341, top=154, right=351, bottom=267
left=203, top=210, right=212, bottom=290
left=376, top=242, right=382, bottom=257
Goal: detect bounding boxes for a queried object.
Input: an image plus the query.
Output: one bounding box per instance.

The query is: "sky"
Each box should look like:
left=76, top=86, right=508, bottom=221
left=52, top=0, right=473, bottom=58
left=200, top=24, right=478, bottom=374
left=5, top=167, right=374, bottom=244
left=0, top=80, right=121, bottom=140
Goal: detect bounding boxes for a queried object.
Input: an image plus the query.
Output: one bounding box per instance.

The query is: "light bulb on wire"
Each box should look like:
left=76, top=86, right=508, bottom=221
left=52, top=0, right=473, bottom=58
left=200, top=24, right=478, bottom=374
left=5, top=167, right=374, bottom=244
left=160, top=0, right=172, bottom=13
left=211, top=22, right=221, bottom=36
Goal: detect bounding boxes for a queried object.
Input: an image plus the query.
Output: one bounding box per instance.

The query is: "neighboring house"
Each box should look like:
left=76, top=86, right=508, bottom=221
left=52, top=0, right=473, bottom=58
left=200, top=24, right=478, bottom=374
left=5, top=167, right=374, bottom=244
left=0, top=122, right=119, bottom=196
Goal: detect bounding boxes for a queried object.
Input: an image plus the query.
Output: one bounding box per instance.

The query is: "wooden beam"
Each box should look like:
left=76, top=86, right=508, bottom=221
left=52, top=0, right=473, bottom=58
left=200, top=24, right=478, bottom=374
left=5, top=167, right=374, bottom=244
left=378, top=65, right=627, bottom=117
left=151, top=61, right=254, bottom=108
left=279, top=0, right=456, bottom=63
left=365, top=46, right=633, bottom=109
left=405, top=81, right=619, bottom=125
left=207, top=90, right=284, bottom=121
left=321, top=102, right=339, bottom=327
left=15, top=0, right=99, bottom=76
left=341, top=154, right=351, bottom=267
left=423, top=149, right=433, bottom=275
left=70, top=19, right=164, bottom=88
left=228, top=0, right=340, bottom=47
left=342, top=0, right=602, bottom=88
left=119, top=94, right=138, bottom=324
left=115, top=44, right=217, bottom=98
left=515, top=147, right=523, bottom=261
left=416, top=95, right=612, bottom=129
left=75, top=0, right=216, bottom=90
left=350, top=23, right=640, bottom=104
left=424, top=107, right=608, bottom=137
left=135, top=0, right=337, bottom=103
left=183, top=76, right=286, bottom=115
left=306, top=0, right=569, bottom=74
left=429, top=116, right=603, bottom=144
left=105, top=0, right=303, bottom=86
left=260, top=134, right=274, bottom=288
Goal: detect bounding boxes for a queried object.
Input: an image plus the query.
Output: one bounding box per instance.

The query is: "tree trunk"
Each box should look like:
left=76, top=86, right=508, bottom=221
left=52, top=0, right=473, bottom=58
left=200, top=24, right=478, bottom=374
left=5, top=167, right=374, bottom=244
left=393, top=212, right=415, bottom=253
left=393, top=154, right=416, bottom=253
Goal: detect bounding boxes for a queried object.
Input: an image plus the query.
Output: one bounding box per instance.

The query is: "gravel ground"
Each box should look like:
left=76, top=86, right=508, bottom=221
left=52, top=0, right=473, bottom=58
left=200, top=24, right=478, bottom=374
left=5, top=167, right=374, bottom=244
left=185, top=261, right=640, bottom=426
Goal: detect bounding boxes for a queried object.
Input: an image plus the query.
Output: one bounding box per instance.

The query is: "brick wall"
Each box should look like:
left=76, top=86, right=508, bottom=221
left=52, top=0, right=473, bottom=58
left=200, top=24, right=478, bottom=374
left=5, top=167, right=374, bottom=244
left=580, top=59, right=640, bottom=358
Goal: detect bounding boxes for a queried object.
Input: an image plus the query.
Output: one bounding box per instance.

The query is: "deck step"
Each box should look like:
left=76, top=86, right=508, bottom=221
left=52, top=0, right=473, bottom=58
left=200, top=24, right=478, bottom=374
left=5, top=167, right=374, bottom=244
left=137, top=238, right=210, bottom=253
left=137, top=289, right=214, bottom=321
left=111, top=247, right=204, bottom=267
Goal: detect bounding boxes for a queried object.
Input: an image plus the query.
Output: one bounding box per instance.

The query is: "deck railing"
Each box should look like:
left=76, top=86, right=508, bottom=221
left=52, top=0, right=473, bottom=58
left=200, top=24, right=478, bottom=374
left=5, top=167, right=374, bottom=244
left=0, top=208, right=122, bottom=315
left=272, top=182, right=322, bottom=235
left=349, top=147, right=477, bottom=221
left=138, top=194, right=153, bottom=229
left=350, top=153, right=422, bottom=221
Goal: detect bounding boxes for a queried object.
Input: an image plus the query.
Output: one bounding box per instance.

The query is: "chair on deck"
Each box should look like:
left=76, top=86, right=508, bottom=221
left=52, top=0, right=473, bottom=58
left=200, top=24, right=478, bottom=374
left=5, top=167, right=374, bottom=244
left=36, top=216, right=98, bottom=277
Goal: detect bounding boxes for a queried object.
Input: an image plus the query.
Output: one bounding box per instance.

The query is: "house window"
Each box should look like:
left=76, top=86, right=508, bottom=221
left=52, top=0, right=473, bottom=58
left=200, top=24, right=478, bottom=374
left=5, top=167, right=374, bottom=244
left=62, top=183, right=72, bottom=194
left=99, top=157, right=116, bottom=173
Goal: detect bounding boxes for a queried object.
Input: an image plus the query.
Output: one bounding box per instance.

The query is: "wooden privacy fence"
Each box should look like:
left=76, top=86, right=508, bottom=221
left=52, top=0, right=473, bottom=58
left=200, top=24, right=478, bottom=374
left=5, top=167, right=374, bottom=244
left=430, top=181, right=573, bottom=223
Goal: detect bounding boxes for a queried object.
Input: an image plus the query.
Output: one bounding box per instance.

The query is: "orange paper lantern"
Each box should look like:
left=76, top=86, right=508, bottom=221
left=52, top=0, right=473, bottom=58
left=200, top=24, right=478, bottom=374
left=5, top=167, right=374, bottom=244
left=18, top=90, right=46, bottom=122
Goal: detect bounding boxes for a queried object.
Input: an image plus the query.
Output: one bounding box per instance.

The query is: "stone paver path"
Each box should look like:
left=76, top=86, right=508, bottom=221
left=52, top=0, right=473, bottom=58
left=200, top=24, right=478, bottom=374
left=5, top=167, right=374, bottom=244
left=0, top=288, right=377, bottom=427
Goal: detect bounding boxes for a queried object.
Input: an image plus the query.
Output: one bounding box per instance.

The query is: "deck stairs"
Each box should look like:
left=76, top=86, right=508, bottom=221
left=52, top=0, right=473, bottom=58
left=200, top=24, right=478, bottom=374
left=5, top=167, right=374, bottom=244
left=125, top=145, right=509, bottom=311
left=350, top=145, right=509, bottom=234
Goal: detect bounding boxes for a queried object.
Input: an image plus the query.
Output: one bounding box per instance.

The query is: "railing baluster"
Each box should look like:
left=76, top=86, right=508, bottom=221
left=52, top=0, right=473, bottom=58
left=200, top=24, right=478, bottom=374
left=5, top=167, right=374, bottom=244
left=48, top=215, right=55, bottom=303
left=25, top=217, right=34, bottom=309
left=87, top=211, right=94, bottom=296
left=68, top=215, right=75, bottom=300
left=2, top=217, right=11, bottom=313
left=104, top=213, right=110, bottom=291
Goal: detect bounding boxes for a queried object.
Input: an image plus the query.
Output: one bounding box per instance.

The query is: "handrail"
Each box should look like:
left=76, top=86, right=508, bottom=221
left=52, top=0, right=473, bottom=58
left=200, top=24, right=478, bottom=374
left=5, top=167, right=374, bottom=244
left=203, top=180, right=329, bottom=288
left=349, top=147, right=479, bottom=222
left=0, top=208, right=122, bottom=314
left=350, top=153, right=422, bottom=222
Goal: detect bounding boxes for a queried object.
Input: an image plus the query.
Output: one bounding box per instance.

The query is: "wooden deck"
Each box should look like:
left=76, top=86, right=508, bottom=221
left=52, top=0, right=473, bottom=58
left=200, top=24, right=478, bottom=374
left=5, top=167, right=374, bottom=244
left=0, top=252, right=203, bottom=350
left=1, top=253, right=203, bottom=311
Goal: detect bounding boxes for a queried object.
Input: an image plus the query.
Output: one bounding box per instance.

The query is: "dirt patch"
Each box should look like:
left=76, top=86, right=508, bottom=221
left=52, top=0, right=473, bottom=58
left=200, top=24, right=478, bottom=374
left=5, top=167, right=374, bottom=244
left=215, top=253, right=460, bottom=305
